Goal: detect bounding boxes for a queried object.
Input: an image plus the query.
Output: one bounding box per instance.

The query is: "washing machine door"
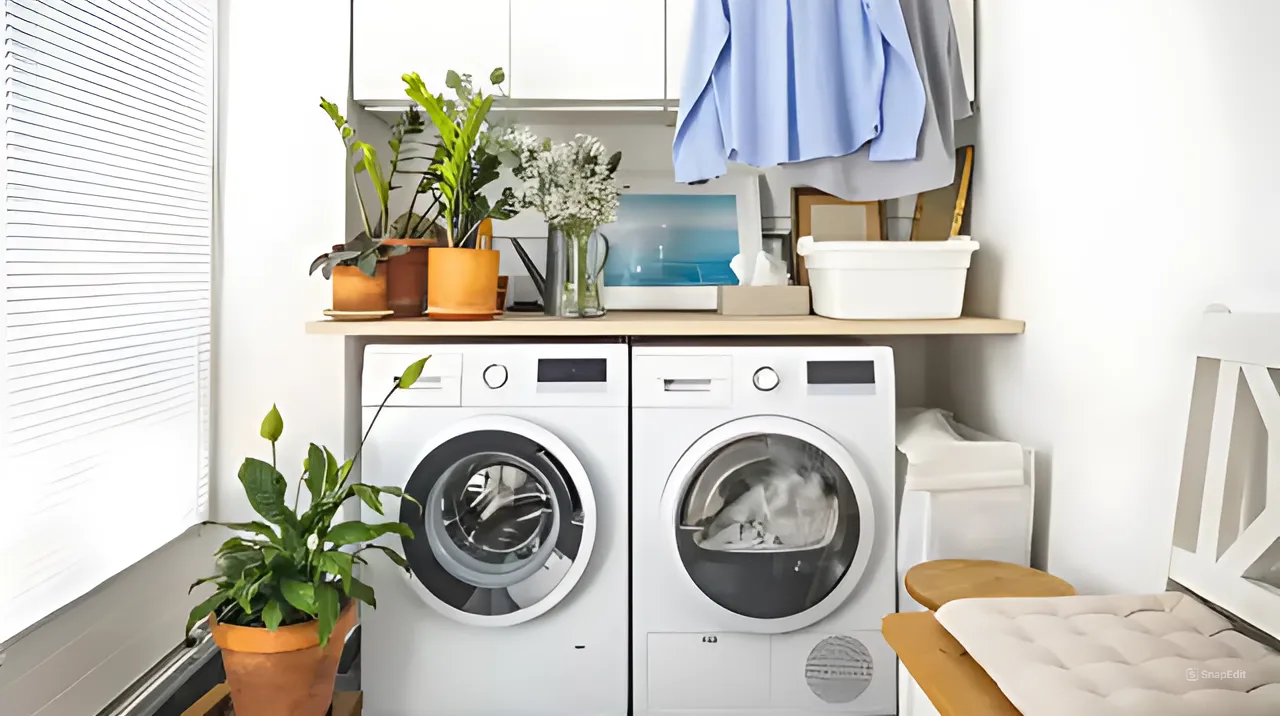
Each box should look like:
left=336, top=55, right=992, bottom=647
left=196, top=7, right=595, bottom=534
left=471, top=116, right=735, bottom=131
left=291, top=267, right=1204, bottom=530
left=660, top=416, right=876, bottom=634
left=398, top=415, right=596, bottom=627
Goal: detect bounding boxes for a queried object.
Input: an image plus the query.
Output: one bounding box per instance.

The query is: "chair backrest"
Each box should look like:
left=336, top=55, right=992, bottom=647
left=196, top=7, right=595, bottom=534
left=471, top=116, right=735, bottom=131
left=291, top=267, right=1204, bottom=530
left=1168, top=306, right=1280, bottom=640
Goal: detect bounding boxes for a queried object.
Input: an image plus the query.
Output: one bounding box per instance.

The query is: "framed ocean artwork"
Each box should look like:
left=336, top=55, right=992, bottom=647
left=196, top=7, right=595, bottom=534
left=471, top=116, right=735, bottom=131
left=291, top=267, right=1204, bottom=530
left=600, top=172, right=764, bottom=310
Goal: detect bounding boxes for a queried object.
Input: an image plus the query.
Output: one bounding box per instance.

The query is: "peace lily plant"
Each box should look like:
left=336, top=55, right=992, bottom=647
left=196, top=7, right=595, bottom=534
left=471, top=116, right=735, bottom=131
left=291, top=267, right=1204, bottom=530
left=186, top=356, right=430, bottom=715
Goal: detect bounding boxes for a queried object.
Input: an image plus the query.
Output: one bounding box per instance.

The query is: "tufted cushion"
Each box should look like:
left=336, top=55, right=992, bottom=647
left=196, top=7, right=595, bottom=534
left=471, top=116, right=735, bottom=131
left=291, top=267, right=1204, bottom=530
left=935, top=593, right=1280, bottom=716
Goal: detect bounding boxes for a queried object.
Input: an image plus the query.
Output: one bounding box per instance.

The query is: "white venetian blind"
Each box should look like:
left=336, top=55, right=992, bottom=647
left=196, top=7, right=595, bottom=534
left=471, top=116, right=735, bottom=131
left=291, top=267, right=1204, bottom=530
left=0, top=0, right=214, bottom=644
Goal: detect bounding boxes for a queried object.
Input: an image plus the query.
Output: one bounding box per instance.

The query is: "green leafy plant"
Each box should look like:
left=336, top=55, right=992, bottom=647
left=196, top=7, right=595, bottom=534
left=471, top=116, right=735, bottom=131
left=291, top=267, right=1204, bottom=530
left=314, top=100, right=445, bottom=278
left=403, top=68, right=519, bottom=248
left=187, top=357, right=432, bottom=646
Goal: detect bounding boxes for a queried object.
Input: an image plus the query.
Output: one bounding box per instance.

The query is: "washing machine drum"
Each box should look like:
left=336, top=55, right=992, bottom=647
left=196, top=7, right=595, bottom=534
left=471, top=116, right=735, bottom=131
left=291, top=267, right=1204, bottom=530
left=399, top=427, right=592, bottom=626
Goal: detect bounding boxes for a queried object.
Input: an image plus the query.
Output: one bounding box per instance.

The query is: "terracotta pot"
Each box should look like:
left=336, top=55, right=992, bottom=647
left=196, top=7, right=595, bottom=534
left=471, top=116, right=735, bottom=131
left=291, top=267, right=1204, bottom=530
left=331, top=264, right=388, bottom=313
left=426, top=247, right=500, bottom=320
left=211, top=602, right=358, bottom=716
left=383, top=238, right=436, bottom=318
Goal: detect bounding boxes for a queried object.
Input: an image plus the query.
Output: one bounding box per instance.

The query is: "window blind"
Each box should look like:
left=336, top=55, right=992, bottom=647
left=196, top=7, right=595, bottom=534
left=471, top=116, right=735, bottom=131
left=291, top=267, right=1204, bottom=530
left=0, top=0, right=214, bottom=644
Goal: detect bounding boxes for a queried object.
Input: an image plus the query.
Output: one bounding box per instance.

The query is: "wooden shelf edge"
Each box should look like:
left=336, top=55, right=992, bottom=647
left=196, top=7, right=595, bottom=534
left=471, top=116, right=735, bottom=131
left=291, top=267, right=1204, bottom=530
left=305, top=312, right=1024, bottom=338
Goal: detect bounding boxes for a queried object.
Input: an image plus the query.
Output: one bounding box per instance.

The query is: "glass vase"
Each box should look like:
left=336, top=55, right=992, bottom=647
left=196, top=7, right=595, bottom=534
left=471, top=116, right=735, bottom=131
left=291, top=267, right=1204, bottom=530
left=557, top=224, right=609, bottom=318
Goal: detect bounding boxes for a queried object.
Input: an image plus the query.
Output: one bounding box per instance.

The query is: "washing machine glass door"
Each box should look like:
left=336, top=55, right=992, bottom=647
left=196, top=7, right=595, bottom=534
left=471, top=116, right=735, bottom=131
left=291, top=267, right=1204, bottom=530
left=662, top=416, right=876, bottom=634
left=399, top=416, right=596, bottom=627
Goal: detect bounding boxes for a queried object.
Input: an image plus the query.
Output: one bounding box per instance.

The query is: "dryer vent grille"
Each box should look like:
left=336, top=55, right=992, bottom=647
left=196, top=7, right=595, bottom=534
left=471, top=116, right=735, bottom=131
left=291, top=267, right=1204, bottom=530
left=804, top=636, right=873, bottom=704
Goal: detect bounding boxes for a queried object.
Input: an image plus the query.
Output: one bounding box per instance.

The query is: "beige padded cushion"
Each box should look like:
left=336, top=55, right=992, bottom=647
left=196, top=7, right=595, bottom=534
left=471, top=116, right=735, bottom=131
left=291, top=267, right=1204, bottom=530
left=935, top=593, right=1280, bottom=716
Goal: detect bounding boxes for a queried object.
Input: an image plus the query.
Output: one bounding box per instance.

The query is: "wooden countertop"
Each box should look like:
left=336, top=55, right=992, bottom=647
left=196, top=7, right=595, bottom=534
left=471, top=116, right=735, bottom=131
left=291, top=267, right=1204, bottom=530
left=305, top=312, right=1025, bottom=337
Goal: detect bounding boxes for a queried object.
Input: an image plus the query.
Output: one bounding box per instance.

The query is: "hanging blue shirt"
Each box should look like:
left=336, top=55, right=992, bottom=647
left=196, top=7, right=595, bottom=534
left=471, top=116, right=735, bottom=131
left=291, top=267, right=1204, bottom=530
left=673, top=0, right=926, bottom=183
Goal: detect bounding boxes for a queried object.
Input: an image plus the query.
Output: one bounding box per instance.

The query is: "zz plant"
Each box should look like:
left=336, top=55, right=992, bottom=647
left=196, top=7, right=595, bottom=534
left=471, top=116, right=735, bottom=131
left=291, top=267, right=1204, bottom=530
left=187, top=356, right=431, bottom=646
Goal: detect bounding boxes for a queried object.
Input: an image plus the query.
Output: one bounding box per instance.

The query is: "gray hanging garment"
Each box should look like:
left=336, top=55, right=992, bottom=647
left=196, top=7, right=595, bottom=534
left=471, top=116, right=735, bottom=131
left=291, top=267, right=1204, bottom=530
left=779, top=0, right=972, bottom=201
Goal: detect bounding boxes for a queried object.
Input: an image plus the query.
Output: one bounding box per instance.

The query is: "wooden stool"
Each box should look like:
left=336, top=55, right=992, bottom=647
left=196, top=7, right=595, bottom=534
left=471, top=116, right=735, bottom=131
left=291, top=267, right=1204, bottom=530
left=905, top=559, right=1076, bottom=611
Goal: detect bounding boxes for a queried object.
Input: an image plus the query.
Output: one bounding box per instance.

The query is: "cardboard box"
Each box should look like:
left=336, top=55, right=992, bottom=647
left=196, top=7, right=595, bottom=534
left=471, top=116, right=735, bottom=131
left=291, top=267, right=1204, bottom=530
left=716, top=285, right=811, bottom=316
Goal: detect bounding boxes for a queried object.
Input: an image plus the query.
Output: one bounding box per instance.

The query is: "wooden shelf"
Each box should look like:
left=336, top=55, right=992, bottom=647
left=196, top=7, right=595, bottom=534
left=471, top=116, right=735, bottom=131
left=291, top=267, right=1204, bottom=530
left=305, top=312, right=1024, bottom=338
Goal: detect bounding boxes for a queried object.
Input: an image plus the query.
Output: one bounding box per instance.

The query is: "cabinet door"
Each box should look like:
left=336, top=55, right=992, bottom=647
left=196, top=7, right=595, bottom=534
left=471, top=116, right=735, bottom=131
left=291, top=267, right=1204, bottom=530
left=666, top=0, right=695, bottom=101
left=354, top=0, right=511, bottom=103
left=510, top=0, right=664, bottom=100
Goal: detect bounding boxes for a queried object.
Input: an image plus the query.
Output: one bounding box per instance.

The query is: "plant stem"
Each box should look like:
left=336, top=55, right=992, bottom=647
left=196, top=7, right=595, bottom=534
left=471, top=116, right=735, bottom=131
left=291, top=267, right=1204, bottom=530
left=271, top=442, right=277, bottom=470
left=343, top=381, right=400, bottom=488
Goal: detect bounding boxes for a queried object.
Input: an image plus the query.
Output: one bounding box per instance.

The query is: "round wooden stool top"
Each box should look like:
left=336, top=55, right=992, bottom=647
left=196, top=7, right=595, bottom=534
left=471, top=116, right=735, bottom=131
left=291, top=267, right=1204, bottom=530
left=905, top=559, right=1076, bottom=611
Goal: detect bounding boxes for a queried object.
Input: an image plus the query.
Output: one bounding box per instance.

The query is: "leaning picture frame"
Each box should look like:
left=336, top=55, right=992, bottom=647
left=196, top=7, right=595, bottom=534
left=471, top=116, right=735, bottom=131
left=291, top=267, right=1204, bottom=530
left=600, top=171, right=764, bottom=311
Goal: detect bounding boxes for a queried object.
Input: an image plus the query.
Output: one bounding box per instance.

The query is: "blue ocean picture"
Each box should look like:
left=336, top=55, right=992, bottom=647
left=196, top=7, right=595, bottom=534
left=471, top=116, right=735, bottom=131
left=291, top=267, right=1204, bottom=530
left=601, top=194, right=740, bottom=287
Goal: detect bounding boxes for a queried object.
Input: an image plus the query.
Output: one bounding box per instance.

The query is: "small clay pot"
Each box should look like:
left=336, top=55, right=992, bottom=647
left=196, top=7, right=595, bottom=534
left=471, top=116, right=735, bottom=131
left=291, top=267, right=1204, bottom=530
left=383, top=238, right=436, bottom=318
left=332, top=264, right=388, bottom=313
left=211, top=602, right=358, bottom=716
left=426, top=247, right=500, bottom=320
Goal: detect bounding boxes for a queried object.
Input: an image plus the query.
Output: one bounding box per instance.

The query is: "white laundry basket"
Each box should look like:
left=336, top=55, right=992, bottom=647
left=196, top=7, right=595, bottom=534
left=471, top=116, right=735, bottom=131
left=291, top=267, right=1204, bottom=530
left=796, top=236, right=979, bottom=319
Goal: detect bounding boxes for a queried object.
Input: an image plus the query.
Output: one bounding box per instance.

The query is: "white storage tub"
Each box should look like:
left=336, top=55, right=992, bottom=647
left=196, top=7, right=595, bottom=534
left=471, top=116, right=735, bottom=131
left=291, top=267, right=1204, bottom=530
left=796, top=236, right=979, bottom=319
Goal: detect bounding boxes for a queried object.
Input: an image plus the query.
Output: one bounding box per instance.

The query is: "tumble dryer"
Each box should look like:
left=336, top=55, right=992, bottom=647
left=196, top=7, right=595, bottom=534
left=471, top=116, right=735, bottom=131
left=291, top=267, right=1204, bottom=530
left=359, top=343, right=628, bottom=716
left=632, top=344, right=897, bottom=716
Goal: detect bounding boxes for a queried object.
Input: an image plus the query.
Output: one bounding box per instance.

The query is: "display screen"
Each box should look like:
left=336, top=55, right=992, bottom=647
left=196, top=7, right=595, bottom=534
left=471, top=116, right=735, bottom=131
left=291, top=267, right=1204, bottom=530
left=537, top=358, right=608, bottom=383
left=806, top=361, right=876, bottom=386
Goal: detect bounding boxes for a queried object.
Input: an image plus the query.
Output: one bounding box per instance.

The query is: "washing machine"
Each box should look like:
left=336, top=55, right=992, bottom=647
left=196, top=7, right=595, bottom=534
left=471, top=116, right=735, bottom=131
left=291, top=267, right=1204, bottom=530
left=359, top=343, right=629, bottom=716
left=632, top=344, right=897, bottom=716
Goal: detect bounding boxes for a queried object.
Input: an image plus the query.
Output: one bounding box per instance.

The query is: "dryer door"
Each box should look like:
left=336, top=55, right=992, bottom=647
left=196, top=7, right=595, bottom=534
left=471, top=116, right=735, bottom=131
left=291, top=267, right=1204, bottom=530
left=660, top=416, right=876, bottom=634
left=398, top=415, right=596, bottom=627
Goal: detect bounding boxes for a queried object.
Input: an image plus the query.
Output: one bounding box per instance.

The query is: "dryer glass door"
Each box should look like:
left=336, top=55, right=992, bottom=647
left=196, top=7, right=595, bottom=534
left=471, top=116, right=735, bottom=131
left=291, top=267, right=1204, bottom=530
left=663, top=416, right=876, bottom=631
left=399, top=421, right=595, bottom=627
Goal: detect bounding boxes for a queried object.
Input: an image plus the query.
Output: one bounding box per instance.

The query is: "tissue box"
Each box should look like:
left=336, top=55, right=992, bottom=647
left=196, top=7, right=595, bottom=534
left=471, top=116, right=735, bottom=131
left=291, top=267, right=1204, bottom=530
left=716, top=285, right=811, bottom=316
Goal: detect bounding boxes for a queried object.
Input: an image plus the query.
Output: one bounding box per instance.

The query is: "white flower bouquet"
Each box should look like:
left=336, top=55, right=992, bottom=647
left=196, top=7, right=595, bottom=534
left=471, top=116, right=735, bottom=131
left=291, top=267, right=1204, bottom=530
left=504, top=130, right=623, bottom=316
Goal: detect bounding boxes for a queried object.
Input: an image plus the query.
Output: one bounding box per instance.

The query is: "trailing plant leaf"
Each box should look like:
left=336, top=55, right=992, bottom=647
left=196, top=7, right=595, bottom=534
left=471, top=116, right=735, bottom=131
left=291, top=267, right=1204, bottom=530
left=262, top=599, right=284, bottom=631
left=202, top=520, right=278, bottom=542
left=260, top=404, right=283, bottom=442
left=323, top=446, right=341, bottom=493
left=356, top=543, right=411, bottom=571
left=489, top=67, right=505, bottom=85
left=356, top=250, right=378, bottom=278
left=315, top=583, right=341, bottom=647
left=238, top=458, right=297, bottom=530
left=281, top=578, right=316, bottom=616
left=325, top=520, right=413, bottom=547
left=351, top=484, right=385, bottom=515
left=347, top=577, right=377, bottom=608
left=186, top=588, right=231, bottom=636
left=305, top=443, right=326, bottom=502
left=316, top=550, right=354, bottom=591
left=399, top=356, right=430, bottom=389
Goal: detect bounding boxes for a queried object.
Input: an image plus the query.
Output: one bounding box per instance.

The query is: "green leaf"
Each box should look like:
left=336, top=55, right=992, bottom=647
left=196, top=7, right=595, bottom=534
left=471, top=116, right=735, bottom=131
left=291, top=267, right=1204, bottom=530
left=315, top=584, right=341, bottom=647
left=319, top=98, right=345, bottom=131
left=185, top=589, right=230, bottom=636
left=354, top=142, right=389, bottom=212
left=323, top=446, right=341, bottom=493
left=281, top=578, right=317, bottom=616
left=352, top=484, right=385, bottom=515
left=238, top=458, right=298, bottom=530
left=337, top=459, right=354, bottom=485
left=356, top=250, right=377, bottom=278
left=262, top=599, right=284, bottom=631
left=403, top=73, right=457, bottom=145
left=316, top=550, right=355, bottom=590
left=260, top=404, right=283, bottom=442
left=347, top=577, right=377, bottom=608
left=325, top=520, right=413, bottom=547
left=305, top=443, right=326, bottom=502
left=398, top=356, right=430, bottom=389
left=188, top=575, right=221, bottom=594
left=445, top=69, right=462, bottom=89
left=202, top=520, right=278, bottom=542
left=489, top=67, right=505, bottom=85
left=356, top=543, right=411, bottom=571
left=215, top=549, right=264, bottom=582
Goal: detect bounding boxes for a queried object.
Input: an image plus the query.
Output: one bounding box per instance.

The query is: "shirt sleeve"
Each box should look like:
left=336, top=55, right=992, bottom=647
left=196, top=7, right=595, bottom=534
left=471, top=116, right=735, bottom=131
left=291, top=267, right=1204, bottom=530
left=867, top=0, right=926, bottom=162
left=673, top=0, right=731, bottom=183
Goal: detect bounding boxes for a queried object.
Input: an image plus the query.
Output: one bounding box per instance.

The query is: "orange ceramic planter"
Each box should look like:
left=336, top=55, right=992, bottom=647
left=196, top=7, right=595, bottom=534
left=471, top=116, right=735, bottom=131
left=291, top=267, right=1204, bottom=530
left=383, top=238, right=435, bottom=317
left=331, top=264, right=388, bottom=313
left=426, top=247, right=500, bottom=320
left=211, top=602, right=358, bottom=716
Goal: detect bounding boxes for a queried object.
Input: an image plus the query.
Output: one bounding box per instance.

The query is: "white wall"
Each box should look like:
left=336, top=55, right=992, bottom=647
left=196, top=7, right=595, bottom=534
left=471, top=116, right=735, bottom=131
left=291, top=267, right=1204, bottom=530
left=947, top=1, right=1280, bottom=594
left=216, top=0, right=350, bottom=523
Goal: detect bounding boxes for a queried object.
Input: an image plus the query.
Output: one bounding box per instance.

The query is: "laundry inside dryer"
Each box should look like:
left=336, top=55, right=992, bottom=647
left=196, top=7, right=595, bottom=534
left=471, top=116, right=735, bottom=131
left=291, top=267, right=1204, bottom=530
left=676, top=433, right=863, bottom=620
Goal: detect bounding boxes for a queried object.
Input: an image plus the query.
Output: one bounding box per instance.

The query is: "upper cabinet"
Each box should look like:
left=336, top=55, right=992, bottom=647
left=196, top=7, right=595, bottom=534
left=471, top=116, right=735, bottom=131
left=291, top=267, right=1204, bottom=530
left=354, top=0, right=511, bottom=103
left=509, top=0, right=664, bottom=101
left=666, top=0, right=694, bottom=101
